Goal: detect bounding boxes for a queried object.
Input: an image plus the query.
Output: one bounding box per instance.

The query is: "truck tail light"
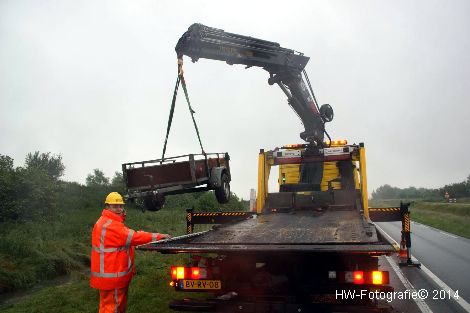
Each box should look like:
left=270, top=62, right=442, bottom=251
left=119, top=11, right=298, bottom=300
left=340, top=270, right=389, bottom=285
left=171, top=266, right=209, bottom=281
left=191, top=267, right=200, bottom=279
left=353, top=271, right=364, bottom=284
left=176, top=267, right=185, bottom=279
left=372, top=271, right=383, bottom=285
left=170, top=266, right=186, bottom=280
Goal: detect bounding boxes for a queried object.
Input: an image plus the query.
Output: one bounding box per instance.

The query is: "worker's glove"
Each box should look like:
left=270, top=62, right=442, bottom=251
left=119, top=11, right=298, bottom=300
left=160, top=234, right=172, bottom=240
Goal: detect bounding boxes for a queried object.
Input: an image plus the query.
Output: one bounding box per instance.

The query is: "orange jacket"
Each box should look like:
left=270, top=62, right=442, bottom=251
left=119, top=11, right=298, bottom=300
left=90, top=209, right=163, bottom=290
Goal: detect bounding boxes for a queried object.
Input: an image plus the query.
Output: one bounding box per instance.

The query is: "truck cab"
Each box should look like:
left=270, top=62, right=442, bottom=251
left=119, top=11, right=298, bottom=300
left=257, top=141, right=370, bottom=219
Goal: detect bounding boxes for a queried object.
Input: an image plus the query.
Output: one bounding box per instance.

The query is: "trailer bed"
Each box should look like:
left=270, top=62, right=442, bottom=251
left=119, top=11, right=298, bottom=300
left=139, top=209, right=396, bottom=254
left=122, top=152, right=229, bottom=198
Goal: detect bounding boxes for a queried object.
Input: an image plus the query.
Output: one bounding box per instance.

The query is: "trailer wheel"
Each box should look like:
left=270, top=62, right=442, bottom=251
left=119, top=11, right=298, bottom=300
left=143, top=194, right=166, bottom=211
left=215, top=173, right=230, bottom=204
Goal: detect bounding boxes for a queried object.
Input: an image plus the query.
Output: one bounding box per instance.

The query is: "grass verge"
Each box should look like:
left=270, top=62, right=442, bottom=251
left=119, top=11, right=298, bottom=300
left=0, top=205, right=209, bottom=313
left=369, top=199, right=470, bottom=239
left=410, top=202, right=470, bottom=239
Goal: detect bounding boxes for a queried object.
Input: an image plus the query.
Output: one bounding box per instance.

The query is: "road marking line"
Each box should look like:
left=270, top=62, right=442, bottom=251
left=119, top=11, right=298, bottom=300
left=375, top=223, right=397, bottom=242
left=376, top=223, right=470, bottom=313
left=385, top=255, right=433, bottom=313
left=438, top=230, right=458, bottom=239
left=375, top=223, right=401, bottom=251
left=411, top=221, right=429, bottom=229
left=419, top=263, right=470, bottom=313
left=412, top=221, right=462, bottom=239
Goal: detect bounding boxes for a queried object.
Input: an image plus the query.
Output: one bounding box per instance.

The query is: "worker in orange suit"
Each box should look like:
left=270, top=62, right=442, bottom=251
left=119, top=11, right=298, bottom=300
left=90, top=192, right=171, bottom=313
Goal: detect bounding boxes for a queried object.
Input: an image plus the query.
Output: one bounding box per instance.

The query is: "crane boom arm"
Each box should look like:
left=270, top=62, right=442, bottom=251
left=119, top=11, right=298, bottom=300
left=175, top=23, right=329, bottom=144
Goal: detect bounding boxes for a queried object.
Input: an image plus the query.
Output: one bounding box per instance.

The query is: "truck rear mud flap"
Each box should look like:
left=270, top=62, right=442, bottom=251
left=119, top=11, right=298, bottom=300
left=170, top=297, right=395, bottom=313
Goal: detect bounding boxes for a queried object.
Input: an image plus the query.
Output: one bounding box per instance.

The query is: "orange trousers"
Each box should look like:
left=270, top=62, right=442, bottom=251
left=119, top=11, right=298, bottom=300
left=99, top=287, right=129, bottom=313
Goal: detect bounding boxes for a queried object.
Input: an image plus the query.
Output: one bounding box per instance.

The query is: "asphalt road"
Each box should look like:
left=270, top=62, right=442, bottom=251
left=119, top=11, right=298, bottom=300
left=376, top=221, right=470, bottom=313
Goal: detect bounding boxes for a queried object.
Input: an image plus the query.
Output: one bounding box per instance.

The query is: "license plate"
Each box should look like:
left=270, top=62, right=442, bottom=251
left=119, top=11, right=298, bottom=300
left=181, top=280, right=221, bottom=290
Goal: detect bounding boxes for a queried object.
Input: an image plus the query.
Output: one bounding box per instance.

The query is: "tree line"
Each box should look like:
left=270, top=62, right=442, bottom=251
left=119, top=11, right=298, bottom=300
left=371, top=175, right=470, bottom=200
left=3, top=151, right=469, bottom=222
left=0, top=151, right=247, bottom=223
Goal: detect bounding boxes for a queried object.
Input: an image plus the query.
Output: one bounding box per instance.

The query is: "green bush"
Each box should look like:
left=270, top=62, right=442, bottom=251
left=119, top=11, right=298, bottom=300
left=0, top=153, right=63, bottom=222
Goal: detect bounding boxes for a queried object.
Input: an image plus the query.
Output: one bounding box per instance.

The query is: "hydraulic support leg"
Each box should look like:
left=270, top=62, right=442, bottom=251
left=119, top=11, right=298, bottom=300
left=399, top=202, right=421, bottom=268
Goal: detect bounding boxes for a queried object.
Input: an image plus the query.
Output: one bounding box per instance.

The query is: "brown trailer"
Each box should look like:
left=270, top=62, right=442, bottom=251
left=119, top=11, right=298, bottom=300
left=122, top=152, right=231, bottom=211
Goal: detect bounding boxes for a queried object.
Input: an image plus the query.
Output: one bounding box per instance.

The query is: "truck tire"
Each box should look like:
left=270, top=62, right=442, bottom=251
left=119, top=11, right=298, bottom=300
left=143, top=194, right=166, bottom=211
left=215, top=173, right=230, bottom=204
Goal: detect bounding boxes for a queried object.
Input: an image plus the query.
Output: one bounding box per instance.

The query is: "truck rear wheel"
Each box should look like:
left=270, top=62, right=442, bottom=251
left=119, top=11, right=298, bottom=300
left=143, top=194, right=166, bottom=211
left=215, top=173, right=230, bottom=204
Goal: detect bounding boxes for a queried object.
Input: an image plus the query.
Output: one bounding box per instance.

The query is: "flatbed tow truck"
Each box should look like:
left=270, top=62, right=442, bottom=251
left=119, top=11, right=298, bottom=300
left=127, top=24, right=414, bottom=312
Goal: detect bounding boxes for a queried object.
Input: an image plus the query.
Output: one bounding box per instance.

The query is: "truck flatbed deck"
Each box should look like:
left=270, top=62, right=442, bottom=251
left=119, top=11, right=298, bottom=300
left=139, top=209, right=396, bottom=254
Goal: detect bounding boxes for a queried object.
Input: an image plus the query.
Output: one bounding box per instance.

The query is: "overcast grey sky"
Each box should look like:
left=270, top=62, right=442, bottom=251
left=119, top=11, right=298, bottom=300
left=1, top=0, right=469, bottom=199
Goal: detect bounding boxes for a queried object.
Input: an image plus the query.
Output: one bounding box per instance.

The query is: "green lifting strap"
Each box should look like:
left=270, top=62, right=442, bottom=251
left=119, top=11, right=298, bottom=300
left=180, top=75, right=205, bottom=155
left=160, top=73, right=206, bottom=162
left=161, top=75, right=180, bottom=161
